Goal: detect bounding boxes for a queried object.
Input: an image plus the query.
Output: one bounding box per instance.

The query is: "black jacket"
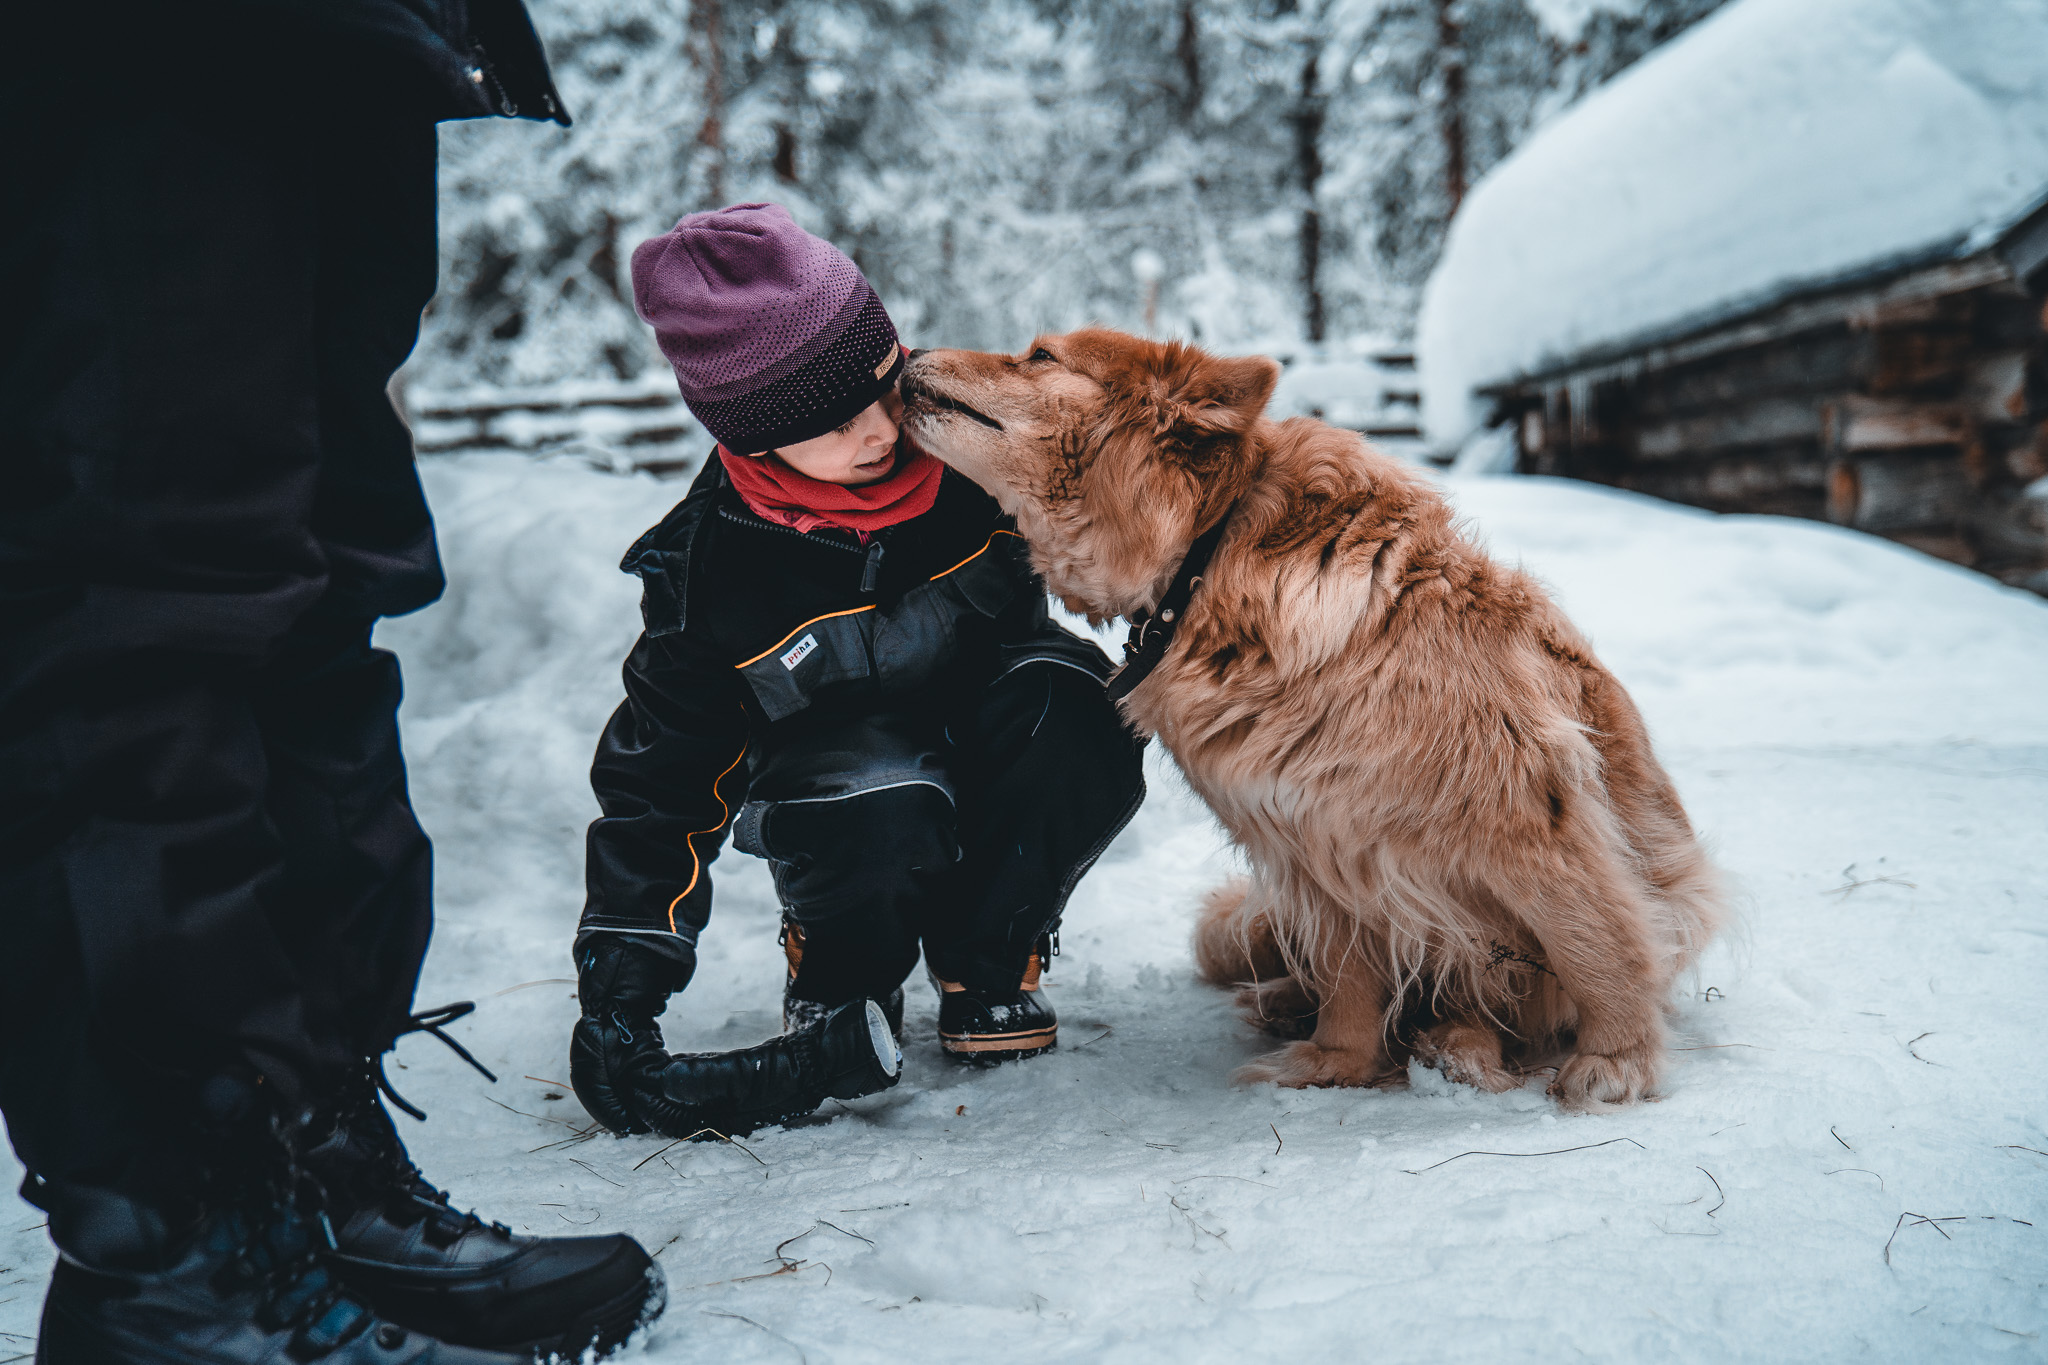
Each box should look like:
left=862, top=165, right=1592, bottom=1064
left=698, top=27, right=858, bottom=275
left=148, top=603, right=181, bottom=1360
left=27, top=1, right=567, bottom=126
left=258, top=0, right=569, bottom=123
left=578, top=456, right=1111, bottom=968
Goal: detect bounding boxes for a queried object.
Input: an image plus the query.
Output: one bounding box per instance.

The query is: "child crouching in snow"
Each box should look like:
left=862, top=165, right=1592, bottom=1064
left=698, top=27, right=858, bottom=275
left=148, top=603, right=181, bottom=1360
left=570, top=204, right=1146, bottom=1137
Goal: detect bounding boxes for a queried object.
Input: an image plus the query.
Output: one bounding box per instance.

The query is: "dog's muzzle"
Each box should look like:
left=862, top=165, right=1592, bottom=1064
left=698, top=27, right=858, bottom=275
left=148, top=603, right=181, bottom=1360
left=901, top=375, right=1003, bottom=432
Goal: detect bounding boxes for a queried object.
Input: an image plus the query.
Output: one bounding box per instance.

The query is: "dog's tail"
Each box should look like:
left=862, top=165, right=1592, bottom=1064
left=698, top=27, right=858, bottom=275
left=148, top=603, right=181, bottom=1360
left=1192, top=877, right=1291, bottom=985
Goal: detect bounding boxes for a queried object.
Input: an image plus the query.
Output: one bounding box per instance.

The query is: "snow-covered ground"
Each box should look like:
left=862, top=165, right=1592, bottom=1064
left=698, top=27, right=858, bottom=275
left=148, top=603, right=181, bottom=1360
left=7, top=454, right=2048, bottom=1361
left=1419, top=0, right=2048, bottom=444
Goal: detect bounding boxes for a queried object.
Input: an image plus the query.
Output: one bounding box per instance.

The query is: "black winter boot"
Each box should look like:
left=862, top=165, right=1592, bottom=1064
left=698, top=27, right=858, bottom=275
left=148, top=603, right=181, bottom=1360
left=630, top=998, right=901, bottom=1139
left=300, top=1062, right=663, bottom=1361
left=35, top=1181, right=519, bottom=1365
left=933, top=946, right=1058, bottom=1062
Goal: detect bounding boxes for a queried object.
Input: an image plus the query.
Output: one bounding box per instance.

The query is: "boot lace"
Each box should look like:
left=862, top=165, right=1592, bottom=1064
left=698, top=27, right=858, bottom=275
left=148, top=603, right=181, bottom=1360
left=221, top=1122, right=378, bottom=1357
left=373, top=1001, right=498, bottom=1121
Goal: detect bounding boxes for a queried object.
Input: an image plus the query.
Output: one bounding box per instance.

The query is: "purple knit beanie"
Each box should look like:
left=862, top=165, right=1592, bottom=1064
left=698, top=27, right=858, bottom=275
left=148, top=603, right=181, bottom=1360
left=630, top=203, right=904, bottom=455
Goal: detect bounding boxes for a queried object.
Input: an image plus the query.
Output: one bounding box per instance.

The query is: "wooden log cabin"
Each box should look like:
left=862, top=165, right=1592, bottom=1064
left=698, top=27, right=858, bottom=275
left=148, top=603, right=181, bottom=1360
left=1414, top=0, right=2048, bottom=597
left=1475, top=195, right=2048, bottom=597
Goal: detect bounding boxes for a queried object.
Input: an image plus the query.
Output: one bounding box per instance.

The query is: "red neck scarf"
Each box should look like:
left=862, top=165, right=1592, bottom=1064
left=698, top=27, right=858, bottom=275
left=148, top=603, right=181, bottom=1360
left=719, top=443, right=944, bottom=537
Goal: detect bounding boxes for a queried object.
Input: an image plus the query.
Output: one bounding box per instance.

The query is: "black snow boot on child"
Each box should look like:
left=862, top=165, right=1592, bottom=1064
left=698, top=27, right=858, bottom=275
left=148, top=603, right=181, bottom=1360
left=632, top=998, right=902, bottom=1138
left=572, top=937, right=899, bottom=1139
left=300, top=1054, right=663, bottom=1360
left=35, top=1181, right=522, bottom=1365
left=934, top=945, right=1058, bottom=1062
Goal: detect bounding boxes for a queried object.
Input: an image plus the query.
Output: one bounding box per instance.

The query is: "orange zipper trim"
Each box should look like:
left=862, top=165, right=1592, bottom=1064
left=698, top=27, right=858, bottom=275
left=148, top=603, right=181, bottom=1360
left=931, top=529, right=1022, bottom=582
left=667, top=733, right=749, bottom=933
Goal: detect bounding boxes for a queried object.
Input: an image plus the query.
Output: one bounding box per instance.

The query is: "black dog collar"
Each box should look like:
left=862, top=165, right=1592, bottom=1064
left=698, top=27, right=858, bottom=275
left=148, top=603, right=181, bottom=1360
left=1107, top=511, right=1234, bottom=703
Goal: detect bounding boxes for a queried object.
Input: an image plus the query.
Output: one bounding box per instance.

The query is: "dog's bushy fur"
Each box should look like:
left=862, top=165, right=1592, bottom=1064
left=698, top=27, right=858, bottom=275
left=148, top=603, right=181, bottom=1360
left=902, top=330, right=1722, bottom=1108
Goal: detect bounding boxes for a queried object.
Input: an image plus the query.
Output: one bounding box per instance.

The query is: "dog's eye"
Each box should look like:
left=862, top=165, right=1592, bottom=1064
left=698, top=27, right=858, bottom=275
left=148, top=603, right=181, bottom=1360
left=1028, top=348, right=1056, bottom=363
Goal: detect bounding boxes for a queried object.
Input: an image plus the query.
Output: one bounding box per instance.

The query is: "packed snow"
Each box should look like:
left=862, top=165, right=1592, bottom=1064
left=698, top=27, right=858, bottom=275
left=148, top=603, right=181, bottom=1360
left=6, top=453, right=2048, bottom=1361
left=1418, top=0, right=2048, bottom=445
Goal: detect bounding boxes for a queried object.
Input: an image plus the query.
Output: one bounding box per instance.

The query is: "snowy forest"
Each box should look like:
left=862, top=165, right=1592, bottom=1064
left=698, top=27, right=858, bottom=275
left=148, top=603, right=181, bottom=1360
left=415, top=0, right=1727, bottom=391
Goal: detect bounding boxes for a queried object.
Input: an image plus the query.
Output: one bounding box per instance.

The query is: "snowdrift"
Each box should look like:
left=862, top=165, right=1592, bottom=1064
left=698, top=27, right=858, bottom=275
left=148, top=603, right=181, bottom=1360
left=5, top=455, right=2046, bottom=1360
left=1418, top=0, right=2048, bottom=445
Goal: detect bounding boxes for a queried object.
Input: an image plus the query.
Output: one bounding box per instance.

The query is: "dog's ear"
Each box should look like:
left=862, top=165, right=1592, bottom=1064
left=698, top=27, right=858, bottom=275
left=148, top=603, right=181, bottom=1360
left=1160, top=348, right=1280, bottom=436
left=1135, top=346, right=1278, bottom=478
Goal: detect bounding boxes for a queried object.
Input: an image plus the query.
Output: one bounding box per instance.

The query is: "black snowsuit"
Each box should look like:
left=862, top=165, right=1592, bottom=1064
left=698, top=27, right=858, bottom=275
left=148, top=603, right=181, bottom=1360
left=578, top=457, right=1147, bottom=1005
left=1, top=1, right=563, bottom=1266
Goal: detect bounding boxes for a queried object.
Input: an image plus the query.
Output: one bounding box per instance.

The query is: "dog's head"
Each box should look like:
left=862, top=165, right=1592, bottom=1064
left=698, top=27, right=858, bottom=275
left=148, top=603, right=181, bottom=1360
left=900, top=328, right=1278, bottom=622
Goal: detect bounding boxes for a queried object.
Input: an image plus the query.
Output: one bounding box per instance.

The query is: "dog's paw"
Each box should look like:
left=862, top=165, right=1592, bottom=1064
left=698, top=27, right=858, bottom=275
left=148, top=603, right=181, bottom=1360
left=1232, top=977, right=1318, bottom=1039
left=1234, top=1041, right=1399, bottom=1089
left=1415, top=1022, right=1521, bottom=1094
left=1548, top=1047, right=1660, bottom=1111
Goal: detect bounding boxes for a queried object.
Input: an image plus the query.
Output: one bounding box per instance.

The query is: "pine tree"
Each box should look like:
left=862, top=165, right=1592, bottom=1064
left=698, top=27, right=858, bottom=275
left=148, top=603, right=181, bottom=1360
left=413, top=0, right=1732, bottom=394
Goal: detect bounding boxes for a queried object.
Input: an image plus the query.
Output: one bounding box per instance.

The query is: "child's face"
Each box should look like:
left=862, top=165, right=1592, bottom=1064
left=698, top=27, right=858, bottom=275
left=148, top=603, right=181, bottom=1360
left=770, top=390, right=905, bottom=486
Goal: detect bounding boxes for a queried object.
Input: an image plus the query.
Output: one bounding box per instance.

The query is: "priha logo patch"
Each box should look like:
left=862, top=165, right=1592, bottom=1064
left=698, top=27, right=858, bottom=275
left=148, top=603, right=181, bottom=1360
left=780, top=633, right=818, bottom=671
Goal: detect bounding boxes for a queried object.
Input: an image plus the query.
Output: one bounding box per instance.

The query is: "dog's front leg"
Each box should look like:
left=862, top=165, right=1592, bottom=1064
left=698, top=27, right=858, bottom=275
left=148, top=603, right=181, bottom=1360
left=1232, top=933, right=1398, bottom=1089
left=1514, top=842, right=1667, bottom=1110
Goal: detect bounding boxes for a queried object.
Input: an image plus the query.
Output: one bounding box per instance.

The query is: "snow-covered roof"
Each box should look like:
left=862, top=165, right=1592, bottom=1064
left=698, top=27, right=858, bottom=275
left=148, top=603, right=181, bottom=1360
left=1418, top=0, right=2048, bottom=445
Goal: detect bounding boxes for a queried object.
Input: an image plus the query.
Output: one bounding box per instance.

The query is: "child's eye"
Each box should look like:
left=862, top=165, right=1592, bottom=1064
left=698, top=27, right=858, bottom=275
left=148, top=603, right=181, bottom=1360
left=835, top=417, right=857, bottom=435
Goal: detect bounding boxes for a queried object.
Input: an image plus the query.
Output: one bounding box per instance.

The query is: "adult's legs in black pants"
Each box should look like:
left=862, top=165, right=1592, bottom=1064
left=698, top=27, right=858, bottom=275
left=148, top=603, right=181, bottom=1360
left=0, top=80, right=659, bottom=1363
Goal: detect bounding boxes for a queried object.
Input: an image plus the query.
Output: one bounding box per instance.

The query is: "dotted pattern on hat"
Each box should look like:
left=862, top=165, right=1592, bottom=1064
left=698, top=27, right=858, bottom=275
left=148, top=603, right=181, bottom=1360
left=685, top=288, right=903, bottom=455
left=669, top=248, right=864, bottom=399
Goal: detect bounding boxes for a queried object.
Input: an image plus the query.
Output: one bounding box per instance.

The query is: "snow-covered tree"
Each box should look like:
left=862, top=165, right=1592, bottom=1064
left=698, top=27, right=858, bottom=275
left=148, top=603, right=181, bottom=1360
left=413, top=0, right=1730, bottom=392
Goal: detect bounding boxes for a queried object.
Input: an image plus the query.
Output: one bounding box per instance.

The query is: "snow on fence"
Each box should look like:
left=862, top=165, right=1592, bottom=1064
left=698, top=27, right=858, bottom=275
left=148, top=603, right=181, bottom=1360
left=397, top=348, right=1434, bottom=475
left=399, top=372, right=708, bottom=475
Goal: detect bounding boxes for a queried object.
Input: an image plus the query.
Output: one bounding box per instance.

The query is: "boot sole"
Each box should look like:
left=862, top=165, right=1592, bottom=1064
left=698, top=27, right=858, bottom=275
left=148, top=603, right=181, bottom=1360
left=510, top=1261, right=666, bottom=1361
left=939, top=1026, right=1057, bottom=1062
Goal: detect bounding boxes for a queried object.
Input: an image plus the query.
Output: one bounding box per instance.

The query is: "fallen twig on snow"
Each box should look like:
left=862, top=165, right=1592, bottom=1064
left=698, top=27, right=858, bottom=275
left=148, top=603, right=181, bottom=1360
left=669, top=1127, right=766, bottom=1165
left=631, top=1139, right=684, bottom=1171
left=1884, top=1212, right=1967, bottom=1266
left=567, top=1156, right=624, bottom=1189
left=1903, top=1032, right=1943, bottom=1066
left=1831, top=1126, right=1853, bottom=1152
left=1825, top=875, right=1915, bottom=898
left=1169, top=1196, right=1229, bottom=1246
left=1998, top=1145, right=2048, bottom=1159
left=1825, top=863, right=1916, bottom=898
left=702, top=1310, right=808, bottom=1364
left=1697, top=1167, right=1725, bottom=1217
left=1270, top=1124, right=1283, bottom=1155
left=1403, top=1137, right=1645, bottom=1175
left=529, top=1127, right=603, bottom=1153
left=484, top=1094, right=581, bottom=1130
left=1825, top=1168, right=1885, bottom=1190
left=815, top=1220, right=873, bottom=1247
left=491, top=978, right=575, bottom=996
left=1172, top=1174, right=1279, bottom=1189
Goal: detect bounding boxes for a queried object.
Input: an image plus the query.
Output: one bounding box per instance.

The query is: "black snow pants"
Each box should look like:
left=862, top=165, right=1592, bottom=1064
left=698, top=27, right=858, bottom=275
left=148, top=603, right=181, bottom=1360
left=732, top=664, right=1147, bottom=1005
left=0, top=98, right=443, bottom=1263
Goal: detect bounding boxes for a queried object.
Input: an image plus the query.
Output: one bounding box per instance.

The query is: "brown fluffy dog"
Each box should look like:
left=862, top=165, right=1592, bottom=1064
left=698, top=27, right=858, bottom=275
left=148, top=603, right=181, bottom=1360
left=900, top=330, right=1722, bottom=1109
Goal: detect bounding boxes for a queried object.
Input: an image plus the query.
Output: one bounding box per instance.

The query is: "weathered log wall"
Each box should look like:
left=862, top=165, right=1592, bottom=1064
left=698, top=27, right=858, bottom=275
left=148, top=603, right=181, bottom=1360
left=1487, top=252, right=2048, bottom=595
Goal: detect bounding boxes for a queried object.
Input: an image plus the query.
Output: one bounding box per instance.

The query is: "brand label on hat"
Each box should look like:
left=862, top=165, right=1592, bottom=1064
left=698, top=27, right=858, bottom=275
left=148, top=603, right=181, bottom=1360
left=874, top=350, right=896, bottom=380
left=780, top=634, right=818, bottom=671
